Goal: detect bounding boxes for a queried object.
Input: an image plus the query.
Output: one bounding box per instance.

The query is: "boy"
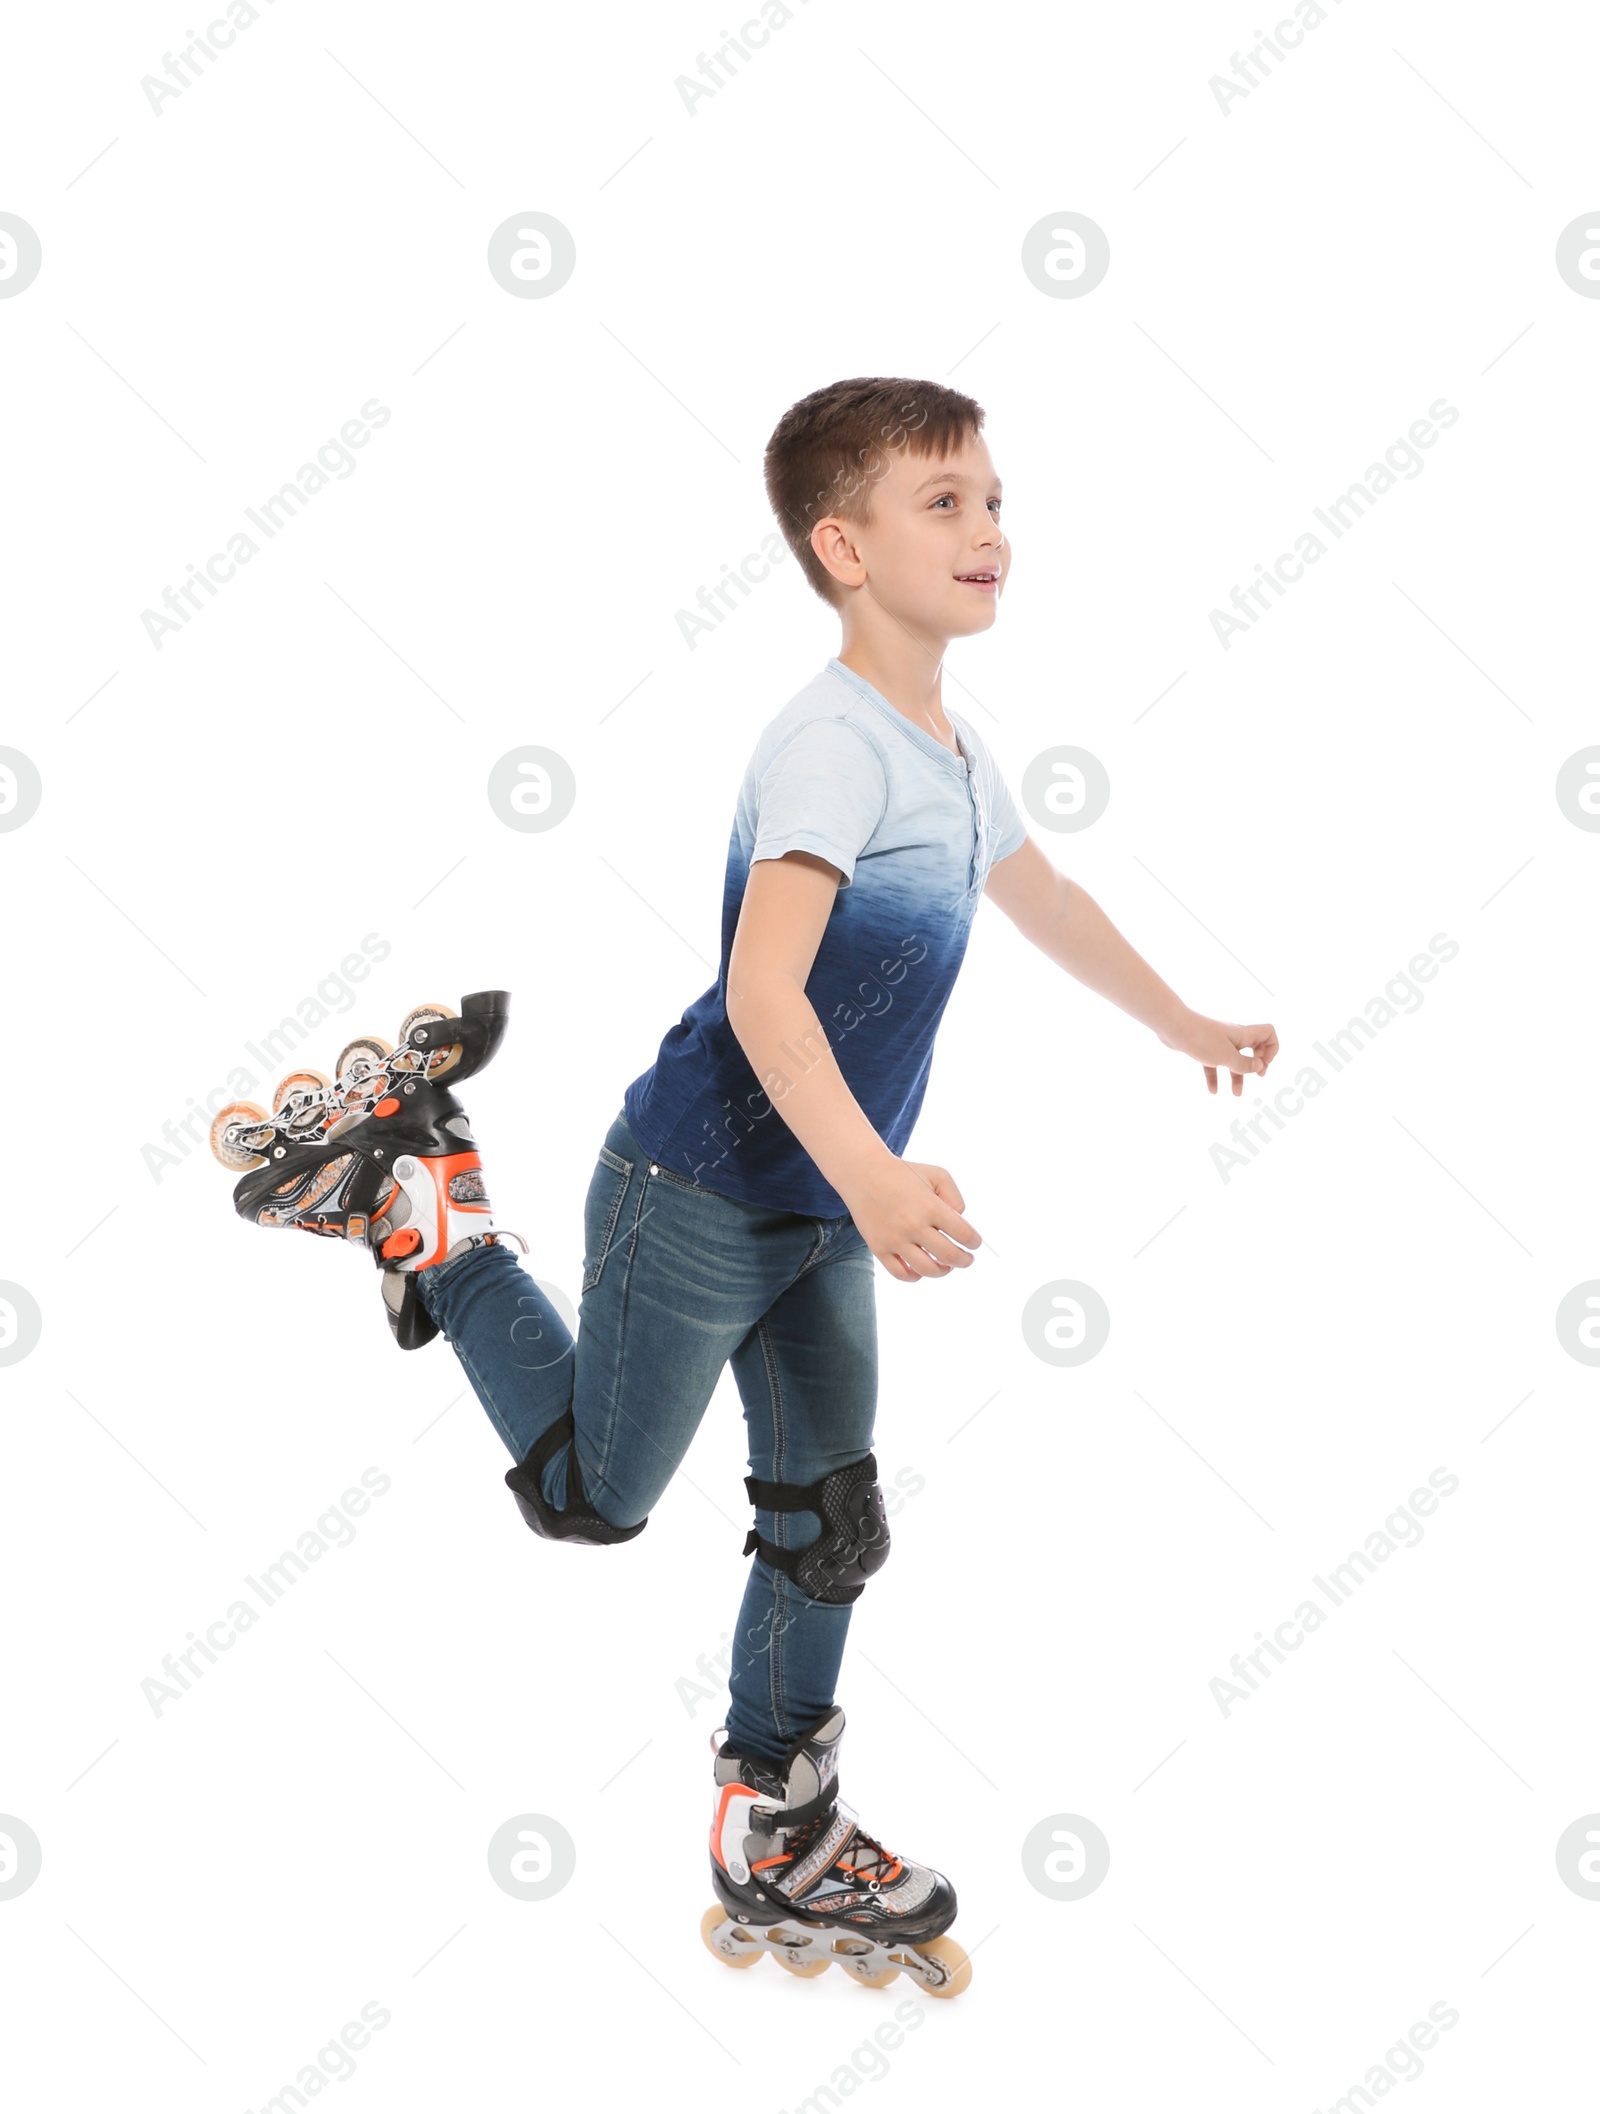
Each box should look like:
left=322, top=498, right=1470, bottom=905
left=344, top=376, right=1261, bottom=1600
left=211, top=376, right=1277, bottom=1998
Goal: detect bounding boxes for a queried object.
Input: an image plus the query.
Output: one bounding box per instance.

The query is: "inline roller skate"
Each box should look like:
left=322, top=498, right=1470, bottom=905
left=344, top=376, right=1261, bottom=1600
left=209, top=990, right=522, bottom=1349
left=700, top=1707, right=971, bottom=1997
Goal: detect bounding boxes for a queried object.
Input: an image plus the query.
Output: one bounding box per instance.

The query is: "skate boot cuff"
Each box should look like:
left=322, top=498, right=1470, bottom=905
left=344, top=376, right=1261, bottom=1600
left=379, top=1269, right=441, bottom=1351
left=504, top=1412, right=648, bottom=1547
left=714, top=1708, right=846, bottom=1832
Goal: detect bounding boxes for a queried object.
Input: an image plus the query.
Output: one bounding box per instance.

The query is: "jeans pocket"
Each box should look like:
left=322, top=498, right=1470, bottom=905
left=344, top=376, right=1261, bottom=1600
left=581, top=1143, right=634, bottom=1293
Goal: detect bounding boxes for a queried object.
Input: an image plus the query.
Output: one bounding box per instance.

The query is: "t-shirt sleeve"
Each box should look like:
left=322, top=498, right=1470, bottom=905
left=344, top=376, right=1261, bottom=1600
left=751, top=717, right=888, bottom=888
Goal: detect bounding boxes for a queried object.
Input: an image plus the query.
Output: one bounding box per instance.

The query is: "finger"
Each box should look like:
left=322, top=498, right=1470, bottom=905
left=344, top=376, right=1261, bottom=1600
left=1204, top=1066, right=1218, bottom=1094
left=1233, top=1023, right=1278, bottom=1067
left=932, top=1206, right=982, bottom=1251
left=903, top=1243, right=953, bottom=1279
left=1230, top=1066, right=1245, bottom=1096
left=919, top=1226, right=976, bottom=1270
left=881, top=1251, right=916, bottom=1283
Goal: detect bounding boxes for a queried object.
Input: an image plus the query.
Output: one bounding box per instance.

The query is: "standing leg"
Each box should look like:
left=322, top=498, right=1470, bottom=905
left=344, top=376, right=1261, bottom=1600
left=723, top=1216, right=881, bottom=1766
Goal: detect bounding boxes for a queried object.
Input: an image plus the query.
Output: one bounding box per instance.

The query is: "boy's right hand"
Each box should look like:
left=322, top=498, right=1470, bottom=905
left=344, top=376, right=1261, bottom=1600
left=843, top=1157, right=982, bottom=1283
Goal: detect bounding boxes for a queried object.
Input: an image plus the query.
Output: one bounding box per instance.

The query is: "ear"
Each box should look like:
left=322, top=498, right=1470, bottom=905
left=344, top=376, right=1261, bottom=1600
left=809, top=514, right=867, bottom=594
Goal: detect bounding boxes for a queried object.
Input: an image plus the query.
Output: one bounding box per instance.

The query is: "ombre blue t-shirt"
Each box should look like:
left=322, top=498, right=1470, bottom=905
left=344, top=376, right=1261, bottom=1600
left=621, top=658, right=1028, bottom=1216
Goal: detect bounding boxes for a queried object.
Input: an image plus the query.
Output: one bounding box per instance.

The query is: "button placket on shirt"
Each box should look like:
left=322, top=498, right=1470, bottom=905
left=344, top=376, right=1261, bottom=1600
left=960, top=742, right=986, bottom=895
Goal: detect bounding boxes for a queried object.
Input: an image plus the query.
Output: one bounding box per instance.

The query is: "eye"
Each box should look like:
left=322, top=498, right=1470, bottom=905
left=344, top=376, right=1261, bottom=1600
left=930, top=493, right=957, bottom=509
left=988, top=498, right=1002, bottom=516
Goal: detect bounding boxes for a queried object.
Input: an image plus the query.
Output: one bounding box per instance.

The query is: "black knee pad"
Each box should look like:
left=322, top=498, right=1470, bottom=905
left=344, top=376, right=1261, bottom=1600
left=743, top=1452, right=890, bottom=1604
left=505, top=1412, right=647, bottom=1547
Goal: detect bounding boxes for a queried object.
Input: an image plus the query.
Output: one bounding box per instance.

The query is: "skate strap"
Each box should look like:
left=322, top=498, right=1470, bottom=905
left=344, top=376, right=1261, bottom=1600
left=748, top=1784, right=835, bottom=1837
left=745, top=1470, right=831, bottom=1512
left=743, top=1469, right=829, bottom=1576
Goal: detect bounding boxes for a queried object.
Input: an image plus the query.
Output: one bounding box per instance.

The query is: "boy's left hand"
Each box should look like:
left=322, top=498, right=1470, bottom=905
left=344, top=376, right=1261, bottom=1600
left=1159, top=1011, right=1279, bottom=1096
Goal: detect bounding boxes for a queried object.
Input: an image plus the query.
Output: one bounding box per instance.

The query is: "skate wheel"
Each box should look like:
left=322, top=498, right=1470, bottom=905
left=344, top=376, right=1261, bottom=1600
left=335, top=1035, right=393, bottom=1105
left=698, top=1904, right=763, bottom=1970
left=840, top=1959, right=899, bottom=1989
left=337, top=1034, right=392, bottom=1076
left=772, top=1949, right=830, bottom=1979
left=209, top=1100, right=271, bottom=1171
left=272, top=1068, right=331, bottom=1113
left=331, top=1035, right=391, bottom=1116
left=908, top=1933, right=971, bottom=1999
left=396, top=1002, right=463, bottom=1080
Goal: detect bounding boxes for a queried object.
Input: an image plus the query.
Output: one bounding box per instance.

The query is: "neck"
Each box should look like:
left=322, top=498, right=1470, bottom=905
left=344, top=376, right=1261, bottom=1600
left=835, top=601, right=952, bottom=742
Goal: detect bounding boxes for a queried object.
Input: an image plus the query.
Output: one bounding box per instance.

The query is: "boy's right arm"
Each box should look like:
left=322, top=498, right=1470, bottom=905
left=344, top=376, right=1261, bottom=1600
left=726, top=851, right=982, bottom=1283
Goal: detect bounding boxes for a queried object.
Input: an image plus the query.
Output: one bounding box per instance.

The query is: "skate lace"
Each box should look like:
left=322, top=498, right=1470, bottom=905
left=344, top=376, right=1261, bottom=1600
left=786, top=1810, right=904, bottom=1889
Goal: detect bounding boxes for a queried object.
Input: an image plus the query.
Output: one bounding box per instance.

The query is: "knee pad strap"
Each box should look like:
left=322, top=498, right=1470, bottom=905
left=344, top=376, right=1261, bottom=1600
left=505, top=1412, right=646, bottom=1547
left=742, top=1452, right=890, bottom=1605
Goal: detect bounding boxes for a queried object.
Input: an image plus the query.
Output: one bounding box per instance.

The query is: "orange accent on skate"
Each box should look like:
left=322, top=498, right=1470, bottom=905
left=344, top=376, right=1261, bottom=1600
left=749, top=1855, right=788, bottom=1872
left=347, top=1217, right=367, bottom=1241
left=382, top=1227, right=423, bottom=1260
left=710, top=1783, right=758, bottom=1872
left=374, top=1096, right=401, bottom=1118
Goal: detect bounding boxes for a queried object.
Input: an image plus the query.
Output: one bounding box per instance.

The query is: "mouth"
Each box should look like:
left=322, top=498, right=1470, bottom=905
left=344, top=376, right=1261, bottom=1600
left=955, top=569, right=999, bottom=593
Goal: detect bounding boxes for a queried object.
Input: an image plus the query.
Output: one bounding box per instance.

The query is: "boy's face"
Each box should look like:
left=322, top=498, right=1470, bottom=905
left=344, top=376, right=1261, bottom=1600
left=812, top=434, right=1008, bottom=638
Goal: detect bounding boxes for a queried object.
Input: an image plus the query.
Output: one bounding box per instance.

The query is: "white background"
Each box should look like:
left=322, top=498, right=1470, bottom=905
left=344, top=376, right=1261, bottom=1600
left=3, top=1, right=1597, bottom=2106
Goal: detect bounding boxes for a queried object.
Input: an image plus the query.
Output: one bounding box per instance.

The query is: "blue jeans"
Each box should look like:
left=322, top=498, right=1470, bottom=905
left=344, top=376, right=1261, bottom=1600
left=416, top=1110, right=878, bottom=1767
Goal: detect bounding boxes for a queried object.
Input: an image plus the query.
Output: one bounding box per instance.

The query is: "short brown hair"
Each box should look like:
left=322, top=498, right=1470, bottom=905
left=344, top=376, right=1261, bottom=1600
left=763, top=376, right=986, bottom=607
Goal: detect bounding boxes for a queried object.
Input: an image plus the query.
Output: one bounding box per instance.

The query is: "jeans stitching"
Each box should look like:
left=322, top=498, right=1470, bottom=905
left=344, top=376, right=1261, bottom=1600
left=770, top=1571, right=792, bottom=1746
left=591, top=1163, right=651, bottom=1500
left=642, top=1161, right=720, bottom=1198
left=792, top=1214, right=852, bottom=1280
left=582, top=1155, right=634, bottom=1295
left=754, top=1313, right=791, bottom=1741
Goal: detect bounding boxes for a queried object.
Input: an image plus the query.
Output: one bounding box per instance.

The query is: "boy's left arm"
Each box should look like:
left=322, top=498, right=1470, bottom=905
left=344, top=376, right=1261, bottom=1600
left=983, top=837, right=1277, bottom=1097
